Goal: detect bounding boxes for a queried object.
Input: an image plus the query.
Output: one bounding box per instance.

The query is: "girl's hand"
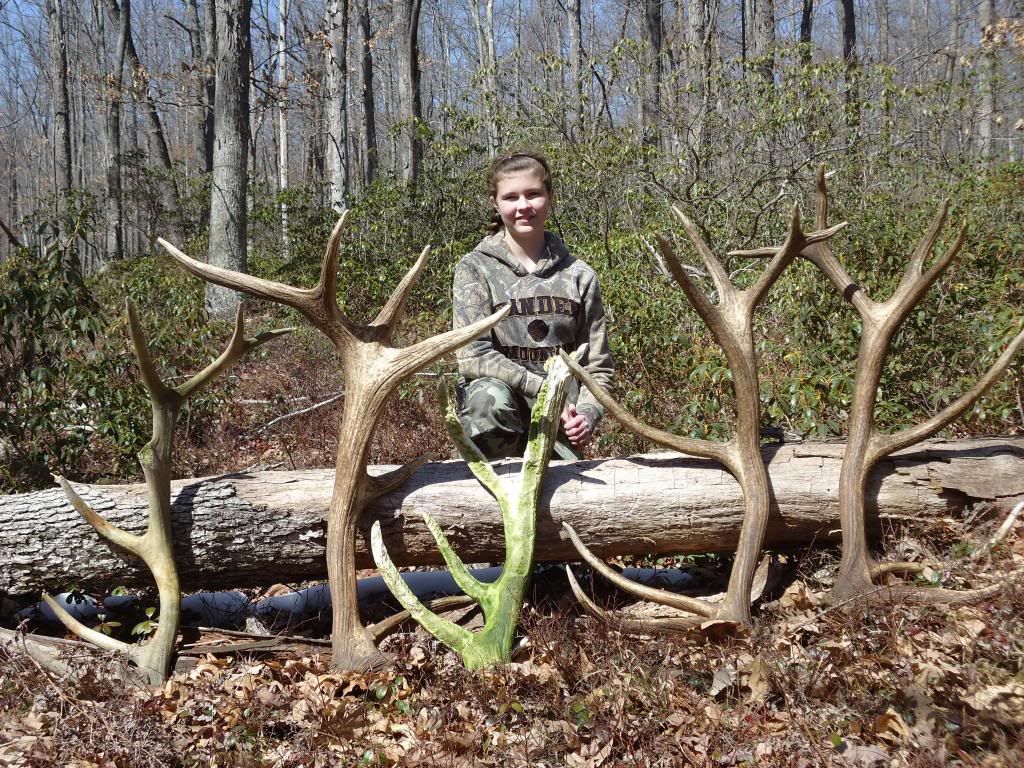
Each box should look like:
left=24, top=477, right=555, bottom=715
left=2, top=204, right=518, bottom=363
left=561, top=403, right=593, bottom=447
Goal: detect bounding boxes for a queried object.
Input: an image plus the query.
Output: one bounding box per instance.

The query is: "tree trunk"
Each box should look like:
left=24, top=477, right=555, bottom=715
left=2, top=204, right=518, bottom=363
left=100, top=0, right=128, bottom=264
left=108, top=0, right=178, bottom=217
left=799, top=0, right=813, bottom=59
left=44, top=0, right=73, bottom=198
left=566, top=0, right=584, bottom=136
left=978, top=0, right=997, bottom=160
left=278, top=0, right=290, bottom=255
left=201, top=0, right=217, bottom=175
left=3, top=438, right=1021, bottom=596
left=205, top=0, right=251, bottom=319
left=394, top=0, right=423, bottom=183
left=358, top=0, right=378, bottom=186
left=641, top=0, right=662, bottom=147
left=745, top=0, right=775, bottom=79
left=838, top=0, right=856, bottom=67
left=324, top=0, right=348, bottom=211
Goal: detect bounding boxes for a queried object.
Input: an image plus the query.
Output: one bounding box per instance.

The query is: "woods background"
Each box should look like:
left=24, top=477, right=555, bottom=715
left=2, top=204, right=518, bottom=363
left=1, top=0, right=1022, bottom=492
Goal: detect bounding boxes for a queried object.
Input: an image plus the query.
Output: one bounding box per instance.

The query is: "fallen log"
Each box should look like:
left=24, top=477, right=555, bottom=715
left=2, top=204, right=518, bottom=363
left=3, top=437, right=1022, bottom=595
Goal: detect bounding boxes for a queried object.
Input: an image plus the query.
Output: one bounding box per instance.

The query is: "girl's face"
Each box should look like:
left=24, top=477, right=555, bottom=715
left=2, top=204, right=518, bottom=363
left=491, top=170, right=551, bottom=238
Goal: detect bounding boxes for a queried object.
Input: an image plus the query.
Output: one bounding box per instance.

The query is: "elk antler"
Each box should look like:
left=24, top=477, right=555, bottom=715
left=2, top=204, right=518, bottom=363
left=732, top=165, right=1024, bottom=606
left=159, top=214, right=508, bottom=671
left=43, top=300, right=290, bottom=683
left=371, top=351, right=580, bottom=668
left=563, top=205, right=847, bottom=631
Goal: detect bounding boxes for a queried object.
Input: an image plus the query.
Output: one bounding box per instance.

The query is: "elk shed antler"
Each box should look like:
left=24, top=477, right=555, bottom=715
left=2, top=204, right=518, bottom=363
left=43, top=300, right=290, bottom=684
left=159, top=214, right=508, bottom=671
left=732, top=164, right=1024, bottom=607
left=562, top=204, right=847, bottom=631
left=372, top=351, right=581, bottom=669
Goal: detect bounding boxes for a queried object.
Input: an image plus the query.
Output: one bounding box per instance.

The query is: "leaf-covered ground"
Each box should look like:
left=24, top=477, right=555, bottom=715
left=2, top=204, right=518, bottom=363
left=3, top=520, right=1023, bottom=768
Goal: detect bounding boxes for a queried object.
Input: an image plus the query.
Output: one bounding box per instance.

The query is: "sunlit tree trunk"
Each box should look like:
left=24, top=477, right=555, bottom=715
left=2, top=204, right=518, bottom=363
left=277, top=0, right=290, bottom=255
left=206, top=0, right=251, bottom=318
left=395, top=0, right=423, bottom=183
left=471, top=0, right=499, bottom=151
left=44, top=0, right=73, bottom=199
left=99, top=0, right=129, bottom=264
left=325, top=0, right=348, bottom=211
left=944, top=0, right=961, bottom=83
left=744, top=0, right=774, bottom=79
left=978, top=0, right=996, bottom=160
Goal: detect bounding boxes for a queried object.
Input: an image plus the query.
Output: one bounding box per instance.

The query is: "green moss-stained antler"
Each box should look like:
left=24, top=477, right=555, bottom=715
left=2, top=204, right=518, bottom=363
left=42, top=300, right=291, bottom=684
left=371, top=349, right=582, bottom=669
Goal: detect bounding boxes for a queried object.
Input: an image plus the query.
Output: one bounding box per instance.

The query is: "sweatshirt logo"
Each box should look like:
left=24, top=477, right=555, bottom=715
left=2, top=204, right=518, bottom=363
left=493, top=295, right=580, bottom=319
left=527, top=319, right=549, bottom=341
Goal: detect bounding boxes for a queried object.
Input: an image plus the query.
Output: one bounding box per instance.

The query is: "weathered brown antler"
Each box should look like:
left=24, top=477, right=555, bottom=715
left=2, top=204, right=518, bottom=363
left=158, top=214, right=508, bottom=670
left=562, top=205, right=846, bottom=629
left=733, top=165, right=1024, bottom=605
left=43, top=300, right=290, bottom=683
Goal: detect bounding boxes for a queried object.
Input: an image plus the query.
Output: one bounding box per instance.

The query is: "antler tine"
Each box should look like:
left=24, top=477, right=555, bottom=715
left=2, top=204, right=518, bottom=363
left=655, top=235, right=722, bottom=325
left=41, top=593, right=129, bottom=655
left=564, top=567, right=705, bottom=632
left=176, top=304, right=293, bottom=400
left=125, top=299, right=173, bottom=404
left=395, top=305, right=511, bottom=385
left=56, top=475, right=140, bottom=553
left=370, top=520, right=474, bottom=651
left=871, top=327, right=1024, bottom=461
left=364, top=453, right=435, bottom=502
left=815, top=163, right=829, bottom=231
left=671, top=206, right=732, bottom=299
left=904, top=222, right=967, bottom=306
left=439, top=377, right=506, bottom=501
left=157, top=237, right=328, bottom=333
left=369, top=596, right=475, bottom=642
left=906, top=199, right=951, bottom=276
left=558, top=349, right=729, bottom=465
left=312, top=212, right=359, bottom=337
left=372, top=244, right=432, bottom=335
left=420, top=511, right=489, bottom=603
left=746, top=204, right=805, bottom=308
left=563, top=524, right=716, bottom=616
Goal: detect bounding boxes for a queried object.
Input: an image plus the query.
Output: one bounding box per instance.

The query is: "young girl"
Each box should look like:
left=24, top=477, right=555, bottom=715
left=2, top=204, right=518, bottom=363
left=452, top=151, right=614, bottom=459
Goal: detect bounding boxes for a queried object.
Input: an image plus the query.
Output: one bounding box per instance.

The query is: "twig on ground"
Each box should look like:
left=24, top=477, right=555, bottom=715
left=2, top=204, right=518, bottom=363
left=973, top=501, right=1024, bottom=561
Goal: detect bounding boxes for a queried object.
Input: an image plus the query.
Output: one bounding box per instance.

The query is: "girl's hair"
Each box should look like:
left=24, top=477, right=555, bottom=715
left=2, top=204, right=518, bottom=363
left=483, top=151, right=553, bottom=235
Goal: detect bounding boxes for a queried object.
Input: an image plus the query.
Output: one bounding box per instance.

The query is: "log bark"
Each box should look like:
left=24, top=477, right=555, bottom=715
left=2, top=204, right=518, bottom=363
left=2, top=437, right=1022, bottom=596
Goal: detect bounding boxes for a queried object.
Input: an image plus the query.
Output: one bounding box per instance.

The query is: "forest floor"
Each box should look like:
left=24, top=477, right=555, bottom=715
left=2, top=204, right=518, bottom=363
left=2, top=512, right=1023, bottom=768
left=4, top=320, right=1024, bottom=767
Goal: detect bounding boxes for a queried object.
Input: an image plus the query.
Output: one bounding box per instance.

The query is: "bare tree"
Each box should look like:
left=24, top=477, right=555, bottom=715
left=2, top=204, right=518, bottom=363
left=745, top=0, right=775, bottom=78
left=471, top=0, right=500, bottom=151
left=395, top=0, right=424, bottom=183
left=277, top=0, right=290, bottom=255
left=566, top=0, right=584, bottom=136
left=90, top=0, right=128, bottom=265
left=206, top=0, right=252, bottom=319
left=978, top=0, right=997, bottom=159
left=44, top=0, right=73, bottom=198
left=838, top=0, right=856, bottom=67
left=642, top=0, right=663, bottom=146
left=325, top=0, right=348, bottom=210
left=357, top=0, right=378, bottom=186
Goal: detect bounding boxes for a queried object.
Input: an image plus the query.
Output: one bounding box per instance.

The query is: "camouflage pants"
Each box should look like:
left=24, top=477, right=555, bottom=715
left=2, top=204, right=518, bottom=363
left=457, top=377, right=582, bottom=461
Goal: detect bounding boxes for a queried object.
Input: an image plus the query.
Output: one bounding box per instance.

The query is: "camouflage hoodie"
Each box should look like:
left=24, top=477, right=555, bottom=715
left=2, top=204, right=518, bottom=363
left=452, top=230, right=614, bottom=426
